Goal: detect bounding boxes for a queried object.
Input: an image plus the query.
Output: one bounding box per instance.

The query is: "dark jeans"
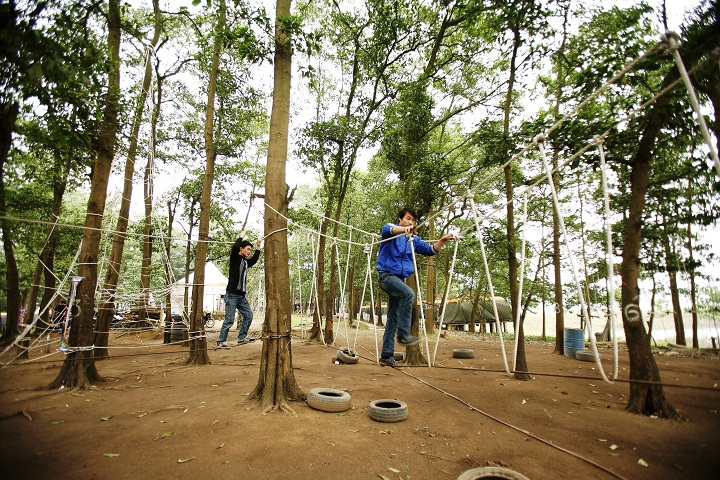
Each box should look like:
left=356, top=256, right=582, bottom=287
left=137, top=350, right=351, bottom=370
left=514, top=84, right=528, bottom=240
left=378, top=271, right=415, bottom=359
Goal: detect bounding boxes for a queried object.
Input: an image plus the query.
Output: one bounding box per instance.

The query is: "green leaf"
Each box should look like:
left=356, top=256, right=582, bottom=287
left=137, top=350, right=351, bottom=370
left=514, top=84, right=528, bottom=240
left=103, top=453, right=120, bottom=457
left=155, top=432, right=174, bottom=440
left=387, top=466, right=401, bottom=473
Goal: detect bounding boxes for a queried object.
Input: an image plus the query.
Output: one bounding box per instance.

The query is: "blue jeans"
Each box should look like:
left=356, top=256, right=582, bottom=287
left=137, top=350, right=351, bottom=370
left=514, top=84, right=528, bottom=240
left=218, top=291, right=253, bottom=344
left=378, top=271, right=415, bottom=359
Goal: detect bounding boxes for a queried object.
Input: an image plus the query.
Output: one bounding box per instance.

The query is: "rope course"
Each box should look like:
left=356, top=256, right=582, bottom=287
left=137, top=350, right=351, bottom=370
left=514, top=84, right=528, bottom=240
left=4, top=33, right=718, bottom=374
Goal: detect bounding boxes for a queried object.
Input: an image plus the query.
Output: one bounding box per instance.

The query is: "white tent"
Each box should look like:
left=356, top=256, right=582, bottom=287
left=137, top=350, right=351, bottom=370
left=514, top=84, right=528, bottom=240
left=171, top=262, right=228, bottom=315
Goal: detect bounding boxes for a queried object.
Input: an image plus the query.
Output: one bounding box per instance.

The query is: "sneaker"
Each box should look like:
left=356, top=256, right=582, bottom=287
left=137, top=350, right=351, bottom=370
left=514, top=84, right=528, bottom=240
left=379, top=356, right=402, bottom=368
left=237, top=338, right=249, bottom=345
left=217, top=342, right=230, bottom=349
left=396, top=334, right=421, bottom=346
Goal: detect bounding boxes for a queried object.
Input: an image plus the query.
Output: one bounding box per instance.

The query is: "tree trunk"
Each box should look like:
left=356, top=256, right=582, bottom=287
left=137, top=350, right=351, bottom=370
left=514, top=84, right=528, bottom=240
left=661, top=214, right=686, bottom=345
left=187, top=0, right=228, bottom=366
left=308, top=211, right=330, bottom=343
left=94, top=0, right=161, bottom=357
left=164, top=197, right=178, bottom=343
left=48, top=0, right=121, bottom=389
left=685, top=197, right=699, bottom=349
left=621, top=69, right=679, bottom=418
left=250, top=0, right=304, bottom=414
left=22, top=149, right=72, bottom=332
left=0, top=102, right=21, bottom=346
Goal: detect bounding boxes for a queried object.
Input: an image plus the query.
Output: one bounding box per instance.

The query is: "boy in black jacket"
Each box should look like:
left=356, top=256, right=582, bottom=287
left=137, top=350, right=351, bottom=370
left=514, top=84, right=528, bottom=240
left=217, top=231, right=261, bottom=348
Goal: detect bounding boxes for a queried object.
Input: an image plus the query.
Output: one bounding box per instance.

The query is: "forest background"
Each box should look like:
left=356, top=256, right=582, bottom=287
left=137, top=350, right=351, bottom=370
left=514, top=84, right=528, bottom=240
left=0, top=0, right=719, bottom=417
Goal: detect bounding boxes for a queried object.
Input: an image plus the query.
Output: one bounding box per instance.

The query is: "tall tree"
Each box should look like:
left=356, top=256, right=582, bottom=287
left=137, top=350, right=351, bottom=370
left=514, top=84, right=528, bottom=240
left=48, top=0, right=122, bottom=389
left=187, top=0, right=228, bottom=366
left=95, top=0, right=163, bottom=357
left=250, top=0, right=304, bottom=414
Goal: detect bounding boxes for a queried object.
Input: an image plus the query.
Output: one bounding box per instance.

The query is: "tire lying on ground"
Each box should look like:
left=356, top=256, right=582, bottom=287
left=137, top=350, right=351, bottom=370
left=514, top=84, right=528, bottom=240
left=457, top=466, right=531, bottom=480
left=575, top=350, right=597, bottom=362
left=306, top=388, right=352, bottom=413
left=452, top=348, right=475, bottom=359
left=368, top=399, right=408, bottom=423
left=336, top=347, right=360, bottom=364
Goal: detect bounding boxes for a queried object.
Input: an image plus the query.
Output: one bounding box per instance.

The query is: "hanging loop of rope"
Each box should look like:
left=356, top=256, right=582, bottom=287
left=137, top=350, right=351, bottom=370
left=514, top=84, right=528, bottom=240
left=469, top=197, right=511, bottom=375
left=595, top=136, right=620, bottom=380
left=536, top=135, right=612, bottom=384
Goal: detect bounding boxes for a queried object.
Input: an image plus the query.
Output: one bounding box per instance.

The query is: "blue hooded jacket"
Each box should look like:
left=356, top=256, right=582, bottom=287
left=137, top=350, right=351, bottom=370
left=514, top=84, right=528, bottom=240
left=376, top=223, right=435, bottom=280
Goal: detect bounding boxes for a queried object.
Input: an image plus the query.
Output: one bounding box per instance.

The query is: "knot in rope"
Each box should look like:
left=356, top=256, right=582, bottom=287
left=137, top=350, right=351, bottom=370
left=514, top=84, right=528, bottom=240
left=533, top=134, right=546, bottom=145
left=464, top=190, right=475, bottom=200
left=363, top=244, right=371, bottom=255
left=592, top=135, right=604, bottom=146
left=659, top=31, right=680, bottom=54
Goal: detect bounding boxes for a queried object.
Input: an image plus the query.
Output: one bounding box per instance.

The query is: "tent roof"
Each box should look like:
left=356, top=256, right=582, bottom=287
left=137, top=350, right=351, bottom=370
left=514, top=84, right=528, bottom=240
left=176, top=261, right=228, bottom=287
left=443, top=297, right=512, bottom=324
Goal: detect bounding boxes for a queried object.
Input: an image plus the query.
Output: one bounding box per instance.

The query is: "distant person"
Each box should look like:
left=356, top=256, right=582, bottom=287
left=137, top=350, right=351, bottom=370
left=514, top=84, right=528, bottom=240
left=376, top=207, right=455, bottom=367
left=217, top=231, right=262, bottom=348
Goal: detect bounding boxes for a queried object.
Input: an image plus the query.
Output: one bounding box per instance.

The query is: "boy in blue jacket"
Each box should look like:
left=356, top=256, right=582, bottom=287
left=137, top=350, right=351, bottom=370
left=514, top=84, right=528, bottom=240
left=376, top=208, right=455, bottom=367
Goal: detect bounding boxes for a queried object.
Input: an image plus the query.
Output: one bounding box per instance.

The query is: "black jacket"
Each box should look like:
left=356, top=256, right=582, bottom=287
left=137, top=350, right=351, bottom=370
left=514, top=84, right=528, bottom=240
left=226, top=237, right=260, bottom=295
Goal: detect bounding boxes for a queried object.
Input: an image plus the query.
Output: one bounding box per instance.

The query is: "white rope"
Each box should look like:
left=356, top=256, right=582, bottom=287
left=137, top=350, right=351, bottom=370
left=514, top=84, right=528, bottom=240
left=596, top=136, right=620, bottom=380
left=350, top=243, right=374, bottom=354
left=665, top=32, right=720, bottom=177
left=295, top=235, right=307, bottom=337
left=513, top=188, right=531, bottom=372
left=536, top=135, right=611, bottom=383
left=408, top=235, right=433, bottom=367
left=311, top=222, right=325, bottom=345
left=469, top=196, right=511, bottom=375
left=432, top=237, right=461, bottom=365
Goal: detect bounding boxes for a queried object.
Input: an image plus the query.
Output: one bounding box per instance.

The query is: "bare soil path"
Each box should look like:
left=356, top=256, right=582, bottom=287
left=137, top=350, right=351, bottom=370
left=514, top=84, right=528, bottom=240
left=1, top=328, right=718, bottom=480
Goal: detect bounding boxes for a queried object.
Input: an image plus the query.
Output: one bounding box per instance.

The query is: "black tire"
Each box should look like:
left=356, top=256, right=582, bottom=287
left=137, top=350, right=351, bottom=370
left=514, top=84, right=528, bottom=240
left=337, top=348, right=359, bottom=364
left=457, top=467, right=530, bottom=480
left=452, top=348, right=475, bottom=359
left=575, top=350, right=597, bottom=362
left=393, top=351, right=405, bottom=361
left=368, top=399, right=408, bottom=423
left=306, top=388, right=352, bottom=413
left=205, top=319, right=215, bottom=328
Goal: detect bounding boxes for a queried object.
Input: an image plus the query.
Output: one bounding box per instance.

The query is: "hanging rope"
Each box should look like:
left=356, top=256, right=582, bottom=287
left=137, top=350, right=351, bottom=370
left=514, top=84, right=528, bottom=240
left=513, top=188, right=531, bottom=372
left=663, top=32, right=720, bottom=177
left=536, top=135, right=612, bottom=383
left=432, top=236, right=461, bottom=365
left=469, top=195, right=511, bottom=375
left=408, top=234, right=433, bottom=367
left=595, top=136, right=620, bottom=380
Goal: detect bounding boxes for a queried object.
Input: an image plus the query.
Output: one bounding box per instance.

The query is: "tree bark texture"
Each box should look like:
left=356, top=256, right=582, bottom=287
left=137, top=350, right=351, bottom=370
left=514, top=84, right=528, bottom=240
left=250, top=0, right=304, bottom=414
left=621, top=70, right=679, bottom=418
left=95, top=0, right=161, bottom=357
left=48, top=0, right=121, bottom=389
left=0, top=102, right=21, bottom=345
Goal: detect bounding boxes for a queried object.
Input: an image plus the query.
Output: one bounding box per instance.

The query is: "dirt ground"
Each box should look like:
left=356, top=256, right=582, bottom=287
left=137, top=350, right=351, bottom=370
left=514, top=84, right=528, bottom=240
left=0, top=327, right=718, bottom=480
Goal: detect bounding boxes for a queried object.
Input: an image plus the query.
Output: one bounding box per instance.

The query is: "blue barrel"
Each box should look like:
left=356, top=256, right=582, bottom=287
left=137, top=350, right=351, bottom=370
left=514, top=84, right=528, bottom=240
left=564, top=328, right=584, bottom=358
